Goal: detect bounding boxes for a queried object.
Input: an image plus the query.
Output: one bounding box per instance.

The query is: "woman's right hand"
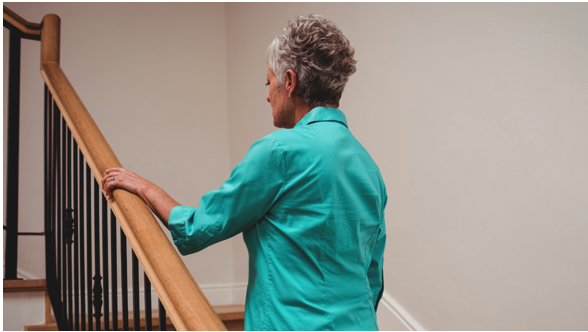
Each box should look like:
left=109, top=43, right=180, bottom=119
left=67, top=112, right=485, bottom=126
left=101, top=167, right=180, bottom=227
left=101, top=167, right=150, bottom=199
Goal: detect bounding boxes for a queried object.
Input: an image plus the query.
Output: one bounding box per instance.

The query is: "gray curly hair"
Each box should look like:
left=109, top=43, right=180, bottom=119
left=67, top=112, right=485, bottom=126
left=266, top=14, right=357, bottom=107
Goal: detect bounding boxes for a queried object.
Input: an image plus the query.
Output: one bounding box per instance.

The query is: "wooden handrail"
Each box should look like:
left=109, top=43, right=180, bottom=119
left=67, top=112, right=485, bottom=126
left=3, top=5, right=41, bottom=36
left=5, top=6, right=226, bottom=330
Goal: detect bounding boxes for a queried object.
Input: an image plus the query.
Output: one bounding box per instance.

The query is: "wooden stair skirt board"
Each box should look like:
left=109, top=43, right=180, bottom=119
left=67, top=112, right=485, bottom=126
left=23, top=304, right=245, bottom=331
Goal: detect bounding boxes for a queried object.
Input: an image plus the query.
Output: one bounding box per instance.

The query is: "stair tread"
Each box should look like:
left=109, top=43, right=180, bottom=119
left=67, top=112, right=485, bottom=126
left=214, top=304, right=246, bottom=320
left=3, top=279, right=46, bottom=292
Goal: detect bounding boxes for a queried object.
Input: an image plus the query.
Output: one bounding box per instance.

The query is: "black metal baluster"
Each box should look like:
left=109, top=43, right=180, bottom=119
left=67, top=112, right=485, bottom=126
left=61, top=116, right=67, bottom=326
left=44, top=82, right=48, bottom=262
left=132, top=251, right=140, bottom=331
left=145, top=273, right=152, bottom=331
left=43, top=83, right=49, bottom=281
left=79, top=149, right=86, bottom=331
left=93, top=178, right=102, bottom=330
left=44, top=84, right=50, bottom=283
left=102, top=195, right=110, bottom=330
left=67, top=127, right=74, bottom=331
left=73, top=140, right=80, bottom=331
left=53, top=101, right=64, bottom=328
left=121, top=231, right=129, bottom=331
left=159, top=300, right=166, bottom=331
left=48, top=91, right=53, bottom=238
left=55, top=108, right=62, bottom=324
left=45, top=87, right=65, bottom=330
left=86, top=163, right=93, bottom=331
left=111, top=210, right=118, bottom=332
left=4, top=25, right=22, bottom=281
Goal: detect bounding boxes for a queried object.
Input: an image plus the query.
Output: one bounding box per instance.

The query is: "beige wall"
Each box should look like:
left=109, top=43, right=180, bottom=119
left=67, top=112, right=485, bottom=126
left=4, top=2, right=588, bottom=330
left=225, top=3, right=588, bottom=330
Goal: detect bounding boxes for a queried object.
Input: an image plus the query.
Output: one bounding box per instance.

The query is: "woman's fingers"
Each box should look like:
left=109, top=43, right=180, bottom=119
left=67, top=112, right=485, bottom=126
left=105, top=167, right=124, bottom=174
left=103, top=178, right=113, bottom=198
left=101, top=167, right=145, bottom=198
left=102, top=168, right=127, bottom=198
left=103, top=174, right=117, bottom=198
left=102, top=171, right=117, bottom=190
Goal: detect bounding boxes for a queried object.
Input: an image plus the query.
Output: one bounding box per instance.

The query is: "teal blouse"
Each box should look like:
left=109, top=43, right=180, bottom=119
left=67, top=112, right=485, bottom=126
left=169, top=107, right=387, bottom=331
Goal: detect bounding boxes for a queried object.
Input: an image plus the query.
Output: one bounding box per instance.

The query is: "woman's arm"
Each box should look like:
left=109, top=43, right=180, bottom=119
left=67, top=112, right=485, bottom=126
left=101, top=168, right=180, bottom=229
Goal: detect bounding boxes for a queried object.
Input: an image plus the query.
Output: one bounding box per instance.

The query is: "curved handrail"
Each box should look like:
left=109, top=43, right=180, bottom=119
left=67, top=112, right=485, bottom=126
left=6, top=6, right=226, bottom=331
left=3, top=6, right=41, bottom=36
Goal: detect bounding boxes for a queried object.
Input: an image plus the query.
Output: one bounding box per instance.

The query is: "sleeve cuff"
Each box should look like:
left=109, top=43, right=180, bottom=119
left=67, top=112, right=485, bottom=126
left=168, top=205, right=195, bottom=255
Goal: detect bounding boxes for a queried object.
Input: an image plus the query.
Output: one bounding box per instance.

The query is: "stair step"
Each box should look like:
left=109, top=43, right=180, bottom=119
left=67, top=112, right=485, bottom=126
left=23, top=304, right=245, bottom=331
left=214, top=304, right=246, bottom=331
left=3, top=279, right=47, bottom=292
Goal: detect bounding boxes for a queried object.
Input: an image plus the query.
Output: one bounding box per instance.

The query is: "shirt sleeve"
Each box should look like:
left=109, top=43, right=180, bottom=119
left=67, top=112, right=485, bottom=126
left=168, top=135, right=285, bottom=255
left=368, top=194, right=387, bottom=311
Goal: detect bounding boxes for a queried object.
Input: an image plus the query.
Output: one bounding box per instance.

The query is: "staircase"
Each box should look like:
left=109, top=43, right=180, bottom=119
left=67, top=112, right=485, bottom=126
left=4, top=279, right=245, bottom=331
left=4, top=6, right=228, bottom=331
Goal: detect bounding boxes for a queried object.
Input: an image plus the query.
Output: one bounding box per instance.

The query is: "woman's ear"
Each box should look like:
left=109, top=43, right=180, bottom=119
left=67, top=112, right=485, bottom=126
left=285, top=69, right=297, bottom=98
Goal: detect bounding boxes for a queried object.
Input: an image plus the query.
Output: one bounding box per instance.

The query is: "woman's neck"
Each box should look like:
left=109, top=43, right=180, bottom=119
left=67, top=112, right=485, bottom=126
left=293, top=102, right=339, bottom=126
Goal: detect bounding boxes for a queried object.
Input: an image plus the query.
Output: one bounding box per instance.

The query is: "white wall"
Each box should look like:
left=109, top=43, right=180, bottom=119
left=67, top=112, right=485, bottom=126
left=3, top=292, right=46, bottom=330
left=225, top=3, right=588, bottom=330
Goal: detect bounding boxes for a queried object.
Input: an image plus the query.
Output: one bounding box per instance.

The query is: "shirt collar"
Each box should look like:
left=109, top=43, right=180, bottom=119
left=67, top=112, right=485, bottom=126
left=295, top=106, right=348, bottom=128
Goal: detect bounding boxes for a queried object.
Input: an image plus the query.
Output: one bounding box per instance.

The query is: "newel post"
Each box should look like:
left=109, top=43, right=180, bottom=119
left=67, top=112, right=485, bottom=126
left=40, top=14, right=60, bottom=69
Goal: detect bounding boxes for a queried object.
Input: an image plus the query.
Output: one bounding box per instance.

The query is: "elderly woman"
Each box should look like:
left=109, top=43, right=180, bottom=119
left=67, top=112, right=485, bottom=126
left=102, top=15, right=386, bottom=331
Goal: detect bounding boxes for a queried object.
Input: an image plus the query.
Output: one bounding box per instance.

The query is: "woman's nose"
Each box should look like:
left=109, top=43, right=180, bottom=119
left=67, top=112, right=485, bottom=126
left=267, top=95, right=270, bottom=103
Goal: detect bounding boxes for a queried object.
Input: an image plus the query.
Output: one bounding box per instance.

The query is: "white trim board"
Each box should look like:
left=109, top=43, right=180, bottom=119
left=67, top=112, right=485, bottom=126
left=121, top=282, right=247, bottom=309
left=123, top=283, right=248, bottom=308
left=199, top=282, right=248, bottom=306
left=378, top=292, right=424, bottom=331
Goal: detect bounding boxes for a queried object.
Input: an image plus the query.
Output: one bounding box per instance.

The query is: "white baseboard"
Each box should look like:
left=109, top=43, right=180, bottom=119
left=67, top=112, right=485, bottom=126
left=378, top=292, right=424, bottom=331
left=123, top=282, right=247, bottom=308
left=198, top=282, right=247, bottom=306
